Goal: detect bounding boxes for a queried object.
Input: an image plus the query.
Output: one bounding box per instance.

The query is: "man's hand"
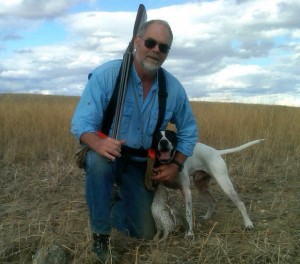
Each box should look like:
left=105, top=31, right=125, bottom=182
left=151, top=151, right=187, bottom=183
left=151, top=162, right=179, bottom=183
left=94, top=136, right=126, bottom=160
left=80, top=132, right=126, bottom=161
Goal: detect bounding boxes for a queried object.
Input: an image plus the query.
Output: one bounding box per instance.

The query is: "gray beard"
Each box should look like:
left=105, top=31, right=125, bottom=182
left=142, top=60, right=161, bottom=73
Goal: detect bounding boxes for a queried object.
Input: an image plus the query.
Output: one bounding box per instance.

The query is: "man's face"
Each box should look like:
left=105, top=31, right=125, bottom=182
left=134, top=23, right=171, bottom=73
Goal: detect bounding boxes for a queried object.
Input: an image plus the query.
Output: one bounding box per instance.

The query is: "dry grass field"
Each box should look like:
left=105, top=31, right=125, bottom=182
left=0, top=93, right=299, bottom=263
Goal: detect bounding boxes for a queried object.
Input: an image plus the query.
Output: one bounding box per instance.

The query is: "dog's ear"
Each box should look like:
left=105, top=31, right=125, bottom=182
left=165, top=130, right=178, bottom=146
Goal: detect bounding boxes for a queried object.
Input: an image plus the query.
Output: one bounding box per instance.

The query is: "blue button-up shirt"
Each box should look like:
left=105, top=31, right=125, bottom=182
left=71, top=59, right=198, bottom=157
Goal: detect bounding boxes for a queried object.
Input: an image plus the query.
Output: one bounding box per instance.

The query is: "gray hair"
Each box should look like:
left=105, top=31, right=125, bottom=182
left=137, top=19, right=173, bottom=46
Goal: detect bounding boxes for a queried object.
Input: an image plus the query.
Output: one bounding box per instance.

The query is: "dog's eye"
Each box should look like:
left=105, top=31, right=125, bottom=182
left=171, top=135, right=178, bottom=143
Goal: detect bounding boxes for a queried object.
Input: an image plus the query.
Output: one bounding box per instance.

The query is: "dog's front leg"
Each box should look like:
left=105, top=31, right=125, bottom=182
left=181, top=186, right=194, bottom=237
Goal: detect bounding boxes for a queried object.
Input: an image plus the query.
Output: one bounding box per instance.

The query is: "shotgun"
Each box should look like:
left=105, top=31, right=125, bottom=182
left=111, top=4, right=147, bottom=140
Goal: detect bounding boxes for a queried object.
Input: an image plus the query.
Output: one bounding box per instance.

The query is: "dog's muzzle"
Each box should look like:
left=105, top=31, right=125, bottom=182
left=158, top=139, right=175, bottom=163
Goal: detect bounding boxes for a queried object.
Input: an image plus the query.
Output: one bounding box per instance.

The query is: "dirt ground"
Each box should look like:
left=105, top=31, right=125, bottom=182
left=1, top=147, right=299, bottom=263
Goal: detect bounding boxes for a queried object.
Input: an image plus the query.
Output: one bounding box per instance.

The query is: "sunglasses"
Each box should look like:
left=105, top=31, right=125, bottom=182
left=142, top=38, right=170, bottom=53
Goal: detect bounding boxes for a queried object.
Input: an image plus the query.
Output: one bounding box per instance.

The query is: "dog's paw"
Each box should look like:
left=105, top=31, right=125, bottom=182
left=245, top=221, right=254, bottom=230
left=200, top=215, right=211, bottom=220
left=245, top=225, right=254, bottom=230
left=184, top=230, right=194, bottom=239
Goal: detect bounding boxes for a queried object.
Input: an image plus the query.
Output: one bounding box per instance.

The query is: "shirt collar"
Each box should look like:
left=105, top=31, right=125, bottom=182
left=131, top=64, right=159, bottom=91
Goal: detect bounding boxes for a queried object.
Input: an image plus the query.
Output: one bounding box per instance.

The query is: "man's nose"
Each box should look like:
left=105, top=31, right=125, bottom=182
left=152, top=43, right=160, bottom=52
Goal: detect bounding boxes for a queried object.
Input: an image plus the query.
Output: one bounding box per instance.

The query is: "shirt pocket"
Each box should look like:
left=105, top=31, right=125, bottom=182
left=118, top=104, right=133, bottom=136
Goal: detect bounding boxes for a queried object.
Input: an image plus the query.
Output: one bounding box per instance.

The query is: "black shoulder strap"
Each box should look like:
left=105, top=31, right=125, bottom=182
left=154, top=68, right=167, bottom=134
left=101, top=64, right=123, bottom=135
left=100, top=66, right=168, bottom=138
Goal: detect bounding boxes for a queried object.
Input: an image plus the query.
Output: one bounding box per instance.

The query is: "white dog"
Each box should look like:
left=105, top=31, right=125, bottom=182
left=152, top=130, right=265, bottom=237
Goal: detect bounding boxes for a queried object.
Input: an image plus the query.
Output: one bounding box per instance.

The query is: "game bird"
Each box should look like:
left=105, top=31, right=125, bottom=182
left=151, top=183, right=187, bottom=243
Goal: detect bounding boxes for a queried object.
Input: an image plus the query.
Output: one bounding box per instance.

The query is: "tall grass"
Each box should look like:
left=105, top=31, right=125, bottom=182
left=0, top=94, right=79, bottom=164
left=191, top=101, right=300, bottom=152
left=1, top=94, right=299, bottom=263
left=1, top=94, right=299, bottom=164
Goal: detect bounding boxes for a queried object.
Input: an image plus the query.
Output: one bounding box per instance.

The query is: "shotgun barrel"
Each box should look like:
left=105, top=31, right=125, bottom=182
left=112, top=4, right=147, bottom=140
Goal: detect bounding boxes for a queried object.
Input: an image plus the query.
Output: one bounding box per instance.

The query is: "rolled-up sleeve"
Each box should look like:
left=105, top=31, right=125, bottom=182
left=71, top=60, right=121, bottom=142
left=71, top=78, right=104, bottom=141
left=164, top=70, right=198, bottom=157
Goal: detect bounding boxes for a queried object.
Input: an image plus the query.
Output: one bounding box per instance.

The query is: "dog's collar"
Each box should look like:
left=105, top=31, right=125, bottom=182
left=170, top=159, right=184, bottom=172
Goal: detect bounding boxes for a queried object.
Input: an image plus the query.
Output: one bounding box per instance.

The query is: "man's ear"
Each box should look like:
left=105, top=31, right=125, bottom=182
left=133, top=36, right=139, bottom=50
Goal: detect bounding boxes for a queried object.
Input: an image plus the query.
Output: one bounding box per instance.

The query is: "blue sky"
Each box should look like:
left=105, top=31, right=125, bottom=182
left=0, top=0, right=299, bottom=106
left=69, top=0, right=193, bottom=12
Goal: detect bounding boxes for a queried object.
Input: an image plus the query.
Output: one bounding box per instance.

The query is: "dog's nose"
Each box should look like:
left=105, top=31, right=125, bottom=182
left=160, top=139, right=169, bottom=149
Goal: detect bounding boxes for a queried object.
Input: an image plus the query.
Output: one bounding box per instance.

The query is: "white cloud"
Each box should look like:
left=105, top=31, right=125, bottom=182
left=208, top=64, right=266, bottom=89
left=0, top=0, right=299, bottom=106
left=0, top=0, right=91, bottom=18
left=0, top=0, right=23, bottom=11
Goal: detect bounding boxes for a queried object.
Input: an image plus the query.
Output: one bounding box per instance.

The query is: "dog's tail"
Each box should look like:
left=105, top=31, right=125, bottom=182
left=218, top=139, right=265, bottom=155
